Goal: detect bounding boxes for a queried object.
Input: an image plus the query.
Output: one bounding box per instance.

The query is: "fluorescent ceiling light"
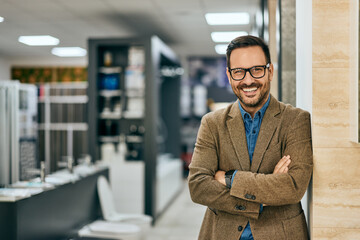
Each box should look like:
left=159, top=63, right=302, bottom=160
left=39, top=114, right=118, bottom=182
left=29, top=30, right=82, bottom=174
left=18, top=35, right=59, bottom=46
left=215, top=44, right=228, bottom=55
left=211, top=31, right=247, bottom=43
left=0, top=17, right=4, bottom=22
left=205, top=13, right=250, bottom=25
left=51, top=47, right=87, bottom=57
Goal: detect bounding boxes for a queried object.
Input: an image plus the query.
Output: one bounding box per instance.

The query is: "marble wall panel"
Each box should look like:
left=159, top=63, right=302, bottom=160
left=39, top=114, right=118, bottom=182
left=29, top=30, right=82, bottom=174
left=313, top=227, right=360, bottom=239
left=313, top=0, right=350, bottom=69
left=311, top=0, right=359, bottom=238
left=312, top=147, right=360, bottom=189
left=312, top=148, right=360, bottom=230
left=312, top=68, right=354, bottom=147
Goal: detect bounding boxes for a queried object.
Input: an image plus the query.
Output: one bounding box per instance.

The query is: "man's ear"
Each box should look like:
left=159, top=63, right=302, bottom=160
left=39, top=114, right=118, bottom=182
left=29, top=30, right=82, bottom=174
left=226, top=68, right=231, bottom=84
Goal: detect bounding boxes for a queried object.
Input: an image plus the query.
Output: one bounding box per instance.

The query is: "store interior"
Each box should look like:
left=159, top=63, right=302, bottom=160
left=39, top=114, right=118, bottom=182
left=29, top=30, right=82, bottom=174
left=0, top=0, right=301, bottom=239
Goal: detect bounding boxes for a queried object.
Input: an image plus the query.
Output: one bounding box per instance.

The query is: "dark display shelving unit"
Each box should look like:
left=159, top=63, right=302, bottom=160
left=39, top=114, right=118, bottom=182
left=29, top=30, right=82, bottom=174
left=87, top=36, right=182, bottom=221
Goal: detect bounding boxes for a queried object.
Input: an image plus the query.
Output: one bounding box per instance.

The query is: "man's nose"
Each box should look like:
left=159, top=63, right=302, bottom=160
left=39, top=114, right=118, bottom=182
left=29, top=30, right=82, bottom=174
left=242, top=70, right=255, bottom=84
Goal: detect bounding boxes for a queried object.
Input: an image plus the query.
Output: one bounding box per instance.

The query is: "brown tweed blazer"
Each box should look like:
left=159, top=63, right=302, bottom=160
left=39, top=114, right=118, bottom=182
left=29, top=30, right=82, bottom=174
left=188, top=95, right=313, bottom=240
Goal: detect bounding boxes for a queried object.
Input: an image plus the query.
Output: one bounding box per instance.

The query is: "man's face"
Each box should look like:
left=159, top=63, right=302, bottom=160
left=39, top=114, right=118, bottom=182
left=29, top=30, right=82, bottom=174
left=226, top=46, right=273, bottom=114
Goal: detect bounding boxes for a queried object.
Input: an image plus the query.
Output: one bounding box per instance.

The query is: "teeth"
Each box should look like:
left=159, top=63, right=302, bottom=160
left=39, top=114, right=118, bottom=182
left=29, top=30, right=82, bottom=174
left=243, top=87, right=257, bottom=92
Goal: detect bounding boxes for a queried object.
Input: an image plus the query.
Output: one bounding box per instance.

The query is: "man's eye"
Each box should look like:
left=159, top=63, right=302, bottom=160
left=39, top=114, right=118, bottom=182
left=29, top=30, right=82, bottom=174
left=233, top=69, right=244, bottom=74
left=253, top=67, right=263, bottom=72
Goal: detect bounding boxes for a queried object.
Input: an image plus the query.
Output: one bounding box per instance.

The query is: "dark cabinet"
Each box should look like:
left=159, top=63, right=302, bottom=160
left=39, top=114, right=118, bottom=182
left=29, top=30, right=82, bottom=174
left=0, top=168, right=108, bottom=240
left=87, top=36, right=182, bottom=220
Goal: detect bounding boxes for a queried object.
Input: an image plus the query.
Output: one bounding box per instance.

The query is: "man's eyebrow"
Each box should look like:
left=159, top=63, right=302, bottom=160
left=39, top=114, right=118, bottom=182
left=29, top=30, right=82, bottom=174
left=230, top=65, right=266, bottom=69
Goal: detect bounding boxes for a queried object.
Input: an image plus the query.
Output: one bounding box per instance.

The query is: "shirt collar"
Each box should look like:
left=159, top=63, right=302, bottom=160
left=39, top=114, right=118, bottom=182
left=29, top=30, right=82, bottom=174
left=238, top=94, right=271, bottom=120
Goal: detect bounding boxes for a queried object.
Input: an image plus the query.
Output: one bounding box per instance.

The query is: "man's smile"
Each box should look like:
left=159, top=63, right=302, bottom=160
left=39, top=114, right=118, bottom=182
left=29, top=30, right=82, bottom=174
left=242, top=87, right=258, bottom=93
left=240, top=84, right=261, bottom=98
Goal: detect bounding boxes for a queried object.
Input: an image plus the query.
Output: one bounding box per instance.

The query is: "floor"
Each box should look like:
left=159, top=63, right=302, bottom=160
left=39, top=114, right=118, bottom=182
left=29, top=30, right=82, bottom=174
left=146, top=180, right=206, bottom=240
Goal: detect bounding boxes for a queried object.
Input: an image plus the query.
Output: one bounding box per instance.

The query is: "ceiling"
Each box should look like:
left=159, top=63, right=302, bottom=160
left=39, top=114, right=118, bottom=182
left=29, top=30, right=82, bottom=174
left=0, top=0, right=261, bottom=63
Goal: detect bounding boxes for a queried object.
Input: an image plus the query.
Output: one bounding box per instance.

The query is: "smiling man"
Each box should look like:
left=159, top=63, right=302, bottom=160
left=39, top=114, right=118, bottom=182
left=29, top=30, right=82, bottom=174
left=188, top=35, right=313, bottom=240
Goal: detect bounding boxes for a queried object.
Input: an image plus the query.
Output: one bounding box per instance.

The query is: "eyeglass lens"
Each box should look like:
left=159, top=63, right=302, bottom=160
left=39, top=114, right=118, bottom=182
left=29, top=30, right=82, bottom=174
left=231, top=66, right=266, bottom=80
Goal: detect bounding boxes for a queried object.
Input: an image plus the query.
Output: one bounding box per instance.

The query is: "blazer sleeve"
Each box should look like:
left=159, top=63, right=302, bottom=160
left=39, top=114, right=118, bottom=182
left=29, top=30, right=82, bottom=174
left=188, top=115, right=261, bottom=220
left=230, top=111, right=313, bottom=206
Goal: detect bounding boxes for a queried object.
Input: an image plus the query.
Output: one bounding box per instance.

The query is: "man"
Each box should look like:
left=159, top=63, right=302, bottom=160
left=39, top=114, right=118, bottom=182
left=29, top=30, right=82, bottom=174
left=188, top=35, right=312, bottom=240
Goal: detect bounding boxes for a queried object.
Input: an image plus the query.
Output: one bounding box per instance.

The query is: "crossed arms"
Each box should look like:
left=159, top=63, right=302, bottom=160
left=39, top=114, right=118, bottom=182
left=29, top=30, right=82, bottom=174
left=188, top=110, right=313, bottom=220
left=214, top=155, right=292, bottom=186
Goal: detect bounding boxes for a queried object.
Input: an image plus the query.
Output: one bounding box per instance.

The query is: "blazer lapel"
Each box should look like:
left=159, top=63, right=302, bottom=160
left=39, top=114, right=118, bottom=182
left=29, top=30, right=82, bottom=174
left=226, top=101, right=250, bottom=171
left=251, top=96, right=281, bottom=173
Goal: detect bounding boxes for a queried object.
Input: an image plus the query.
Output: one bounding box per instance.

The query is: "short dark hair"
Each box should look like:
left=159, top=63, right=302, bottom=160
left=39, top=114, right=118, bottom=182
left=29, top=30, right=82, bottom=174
left=226, top=35, right=271, bottom=69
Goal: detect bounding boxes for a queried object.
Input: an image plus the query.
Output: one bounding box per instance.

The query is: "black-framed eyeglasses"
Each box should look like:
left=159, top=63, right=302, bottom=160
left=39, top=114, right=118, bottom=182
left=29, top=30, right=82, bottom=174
left=228, top=63, right=270, bottom=81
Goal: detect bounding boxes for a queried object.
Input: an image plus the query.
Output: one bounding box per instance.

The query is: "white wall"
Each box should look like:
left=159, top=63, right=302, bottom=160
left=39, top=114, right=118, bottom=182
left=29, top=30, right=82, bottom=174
left=296, top=0, right=312, bottom=113
left=0, top=56, right=11, bottom=80
left=296, top=0, right=312, bottom=234
left=8, top=56, right=87, bottom=67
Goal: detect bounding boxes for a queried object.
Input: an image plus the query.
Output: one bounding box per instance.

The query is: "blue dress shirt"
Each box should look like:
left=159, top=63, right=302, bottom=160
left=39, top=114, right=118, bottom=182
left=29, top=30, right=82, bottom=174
left=232, top=95, right=270, bottom=240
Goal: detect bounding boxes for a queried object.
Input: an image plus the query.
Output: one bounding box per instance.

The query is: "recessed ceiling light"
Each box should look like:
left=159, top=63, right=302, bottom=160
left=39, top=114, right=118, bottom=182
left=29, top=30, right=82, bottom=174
left=51, top=47, right=87, bottom=57
left=211, top=31, right=248, bottom=43
left=205, top=13, right=250, bottom=25
left=18, top=35, right=59, bottom=46
left=215, top=44, right=228, bottom=55
left=0, top=17, right=4, bottom=23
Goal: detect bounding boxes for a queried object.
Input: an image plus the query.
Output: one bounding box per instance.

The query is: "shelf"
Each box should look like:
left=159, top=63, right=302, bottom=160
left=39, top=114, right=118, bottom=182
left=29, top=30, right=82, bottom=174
left=99, top=112, right=122, bottom=119
left=37, top=82, right=89, bottom=174
left=38, top=95, right=88, bottom=104
left=98, top=90, right=122, bottom=97
left=126, top=135, right=144, bottom=143
left=122, top=111, right=144, bottom=119
left=99, top=66, right=122, bottom=74
left=98, top=136, right=120, bottom=143
left=38, top=82, right=88, bottom=89
left=38, top=123, right=88, bottom=131
left=125, top=88, right=145, bottom=97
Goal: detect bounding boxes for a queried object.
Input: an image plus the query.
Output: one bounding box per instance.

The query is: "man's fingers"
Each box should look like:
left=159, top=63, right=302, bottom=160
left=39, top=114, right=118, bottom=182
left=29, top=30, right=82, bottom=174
left=280, top=155, right=290, bottom=166
left=273, top=155, right=291, bottom=174
left=279, top=160, right=291, bottom=172
left=274, top=155, right=288, bottom=170
left=278, top=165, right=289, bottom=174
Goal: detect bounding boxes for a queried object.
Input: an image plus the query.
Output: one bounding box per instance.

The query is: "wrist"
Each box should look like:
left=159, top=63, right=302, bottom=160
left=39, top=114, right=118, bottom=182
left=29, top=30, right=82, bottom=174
left=225, top=170, right=235, bottom=188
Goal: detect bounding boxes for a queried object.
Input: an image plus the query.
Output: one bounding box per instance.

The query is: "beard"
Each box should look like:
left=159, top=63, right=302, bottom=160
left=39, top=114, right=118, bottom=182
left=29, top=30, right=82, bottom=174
left=231, top=77, right=270, bottom=109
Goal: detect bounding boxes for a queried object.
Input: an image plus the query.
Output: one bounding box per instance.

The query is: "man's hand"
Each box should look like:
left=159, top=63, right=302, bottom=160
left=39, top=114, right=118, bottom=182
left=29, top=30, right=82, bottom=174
left=273, top=155, right=291, bottom=174
left=214, top=155, right=291, bottom=187
left=262, top=155, right=291, bottom=207
left=214, top=170, right=226, bottom=186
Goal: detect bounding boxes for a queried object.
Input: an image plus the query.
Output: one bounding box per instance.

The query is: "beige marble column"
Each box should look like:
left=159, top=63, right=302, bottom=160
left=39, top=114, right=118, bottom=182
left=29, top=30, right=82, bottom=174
left=312, top=0, right=360, bottom=239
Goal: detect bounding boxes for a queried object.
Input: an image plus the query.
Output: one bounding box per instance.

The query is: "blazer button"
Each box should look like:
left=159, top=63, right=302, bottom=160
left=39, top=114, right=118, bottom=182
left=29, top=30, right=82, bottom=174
left=245, top=194, right=255, bottom=200
left=235, top=205, right=246, bottom=211
left=238, top=226, right=243, bottom=232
